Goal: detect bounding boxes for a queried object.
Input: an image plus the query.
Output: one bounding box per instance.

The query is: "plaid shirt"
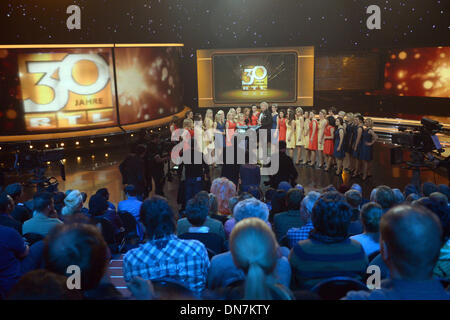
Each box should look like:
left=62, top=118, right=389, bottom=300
left=123, top=234, right=210, bottom=294
left=287, top=221, right=314, bottom=248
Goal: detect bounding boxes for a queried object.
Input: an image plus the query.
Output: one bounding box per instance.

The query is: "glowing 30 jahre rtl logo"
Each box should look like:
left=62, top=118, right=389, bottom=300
left=241, top=66, right=268, bottom=91
left=19, top=53, right=115, bottom=131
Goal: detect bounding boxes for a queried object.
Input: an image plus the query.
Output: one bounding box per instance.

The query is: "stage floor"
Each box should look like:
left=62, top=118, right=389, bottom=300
left=5, top=142, right=448, bottom=208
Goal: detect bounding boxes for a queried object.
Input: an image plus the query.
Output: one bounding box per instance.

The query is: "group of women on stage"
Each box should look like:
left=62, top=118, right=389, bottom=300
left=176, top=105, right=378, bottom=180
left=272, top=106, right=378, bottom=180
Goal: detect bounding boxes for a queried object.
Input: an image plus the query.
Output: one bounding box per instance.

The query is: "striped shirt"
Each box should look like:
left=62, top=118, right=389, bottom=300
left=289, top=238, right=368, bottom=289
left=123, top=234, right=210, bottom=294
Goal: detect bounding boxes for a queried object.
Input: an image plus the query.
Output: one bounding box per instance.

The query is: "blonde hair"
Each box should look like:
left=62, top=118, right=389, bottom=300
left=210, top=177, right=236, bottom=215
left=183, top=118, right=193, bottom=129
left=206, top=109, right=213, bottom=120
left=365, top=118, right=373, bottom=128
left=230, top=218, right=279, bottom=300
left=215, top=112, right=224, bottom=123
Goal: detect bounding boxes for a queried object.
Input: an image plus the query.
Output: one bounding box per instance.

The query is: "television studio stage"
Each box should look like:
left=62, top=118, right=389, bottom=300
left=0, top=44, right=449, bottom=206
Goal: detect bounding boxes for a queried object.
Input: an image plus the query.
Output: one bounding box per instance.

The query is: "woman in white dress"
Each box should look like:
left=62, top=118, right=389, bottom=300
left=295, top=107, right=304, bottom=165
left=203, top=109, right=215, bottom=158
left=317, top=109, right=328, bottom=169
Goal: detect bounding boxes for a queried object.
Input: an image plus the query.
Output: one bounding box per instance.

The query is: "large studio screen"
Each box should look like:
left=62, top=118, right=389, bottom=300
left=0, top=45, right=184, bottom=136
left=0, top=47, right=117, bottom=134
left=197, top=47, right=314, bottom=108
left=115, top=47, right=184, bottom=125
left=19, top=49, right=117, bottom=131
left=383, top=46, right=450, bottom=98
left=212, top=52, right=297, bottom=103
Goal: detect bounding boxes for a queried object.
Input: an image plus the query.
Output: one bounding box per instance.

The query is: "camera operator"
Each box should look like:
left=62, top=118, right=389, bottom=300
left=119, top=144, right=147, bottom=200
left=146, top=133, right=169, bottom=196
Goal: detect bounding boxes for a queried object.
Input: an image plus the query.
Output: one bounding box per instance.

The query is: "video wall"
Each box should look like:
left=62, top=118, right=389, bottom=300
left=383, top=46, right=450, bottom=98
left=197, top=47, right=314, bottom=107
left=0, top=44, right=184, bottom=136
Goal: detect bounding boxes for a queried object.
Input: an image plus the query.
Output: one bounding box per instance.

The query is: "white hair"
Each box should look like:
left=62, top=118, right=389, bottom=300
left=233, top=198, right=269, bottom=222
left=370, top=188, right=378, bottom=202
left=301, top=191, right=321, bottom=216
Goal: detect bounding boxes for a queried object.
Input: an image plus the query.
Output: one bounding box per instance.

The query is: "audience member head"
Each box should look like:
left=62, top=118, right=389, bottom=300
left=345, top=189, right=362, bottom=209
left=246, top=185, right=261, bottom=200
left=404, top=184, right=419, bottom=197
left=33, top=192, right=55, bottom=216
left=322, top=185, right=337, bottom=193
left=294, top=184, right=304, bottom=194
left=374, top=186, right=396, bottom=211
left=61, top=190, right=83, bottom=216
left=405, top=193, right=420, bottom=203
left=437, top=184, right=450, bottom=202
left=194, top=191, right=210, bottom=207
left=80, top=192, right=87, bottom=204
left=429, top=192, right=449, bottom=208
left=7, top=270, right=82, bottom=300
left=234, top=198, right=269, bottom=223
left=207, top=193, right=218, bottom=216
left=380, top=205, right=442, bottom=280
left=230, top=218, right=281, bottom=300
left=370, top=188, right=378, bottom=202
left=422, top=182, right=438, bottom=197
left=300, top=191, right=321, bottom=223
left=140, top=196, right=176, bottom=239
left=270, top=190, right=287, bottom=214
left=413, top=197, right=450, bottom=242
left=286, top=188, right=303, bottom=211
left=210, top=177, right=236, bottom=215
left=392, top=188, right=405, bottom=204
left=228, top=196, right=239, bottom=216
left=0, top=192, right=14, bottom=214
left=311, top=192, right=352, bottom=238
left=4, top=183, right=23, bottom=203
left=88, top=194, right=109, bottom=217
left=277, top=181, right=292, bottom=192
left=95, top=188, right=110, bottom=201
left=350, top=183, right=363, bottom=194
left=124, top=184, right=137, bottom=198
left=185, top=198, right=209, bottom=227
left=360, top=202, right=383, bottom=233
left=44, top=223, right=108, bottom=291
left=237, top=192, right=253, bottom=203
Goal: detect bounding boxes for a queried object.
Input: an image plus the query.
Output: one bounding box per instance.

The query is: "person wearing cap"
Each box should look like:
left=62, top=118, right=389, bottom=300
left=5, top=183, right=32, bottom=224
left=61, top=190, right=83, bottom=217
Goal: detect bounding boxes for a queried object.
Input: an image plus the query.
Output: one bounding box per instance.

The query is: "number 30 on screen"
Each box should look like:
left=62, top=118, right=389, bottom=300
left=24, top=54, right=110, bottom=113
left=242, top=66, right=268, bottom=86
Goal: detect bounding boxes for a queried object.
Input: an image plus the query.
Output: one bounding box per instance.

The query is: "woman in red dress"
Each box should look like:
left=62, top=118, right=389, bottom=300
left=277, top=110, right=287, bottom=141
left=250, top=105, right=259, bottom=126
left=308, top=110, right=318, bottom=166
left=323, top=116, right=336, bottom=171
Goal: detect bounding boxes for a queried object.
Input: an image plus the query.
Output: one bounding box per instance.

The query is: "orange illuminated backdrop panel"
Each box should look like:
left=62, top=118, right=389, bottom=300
left=197, top=47, right=314, bottom=107
left=384, top=46, right=450, bottom=98
left=18, top=49, right=117, bottom=131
